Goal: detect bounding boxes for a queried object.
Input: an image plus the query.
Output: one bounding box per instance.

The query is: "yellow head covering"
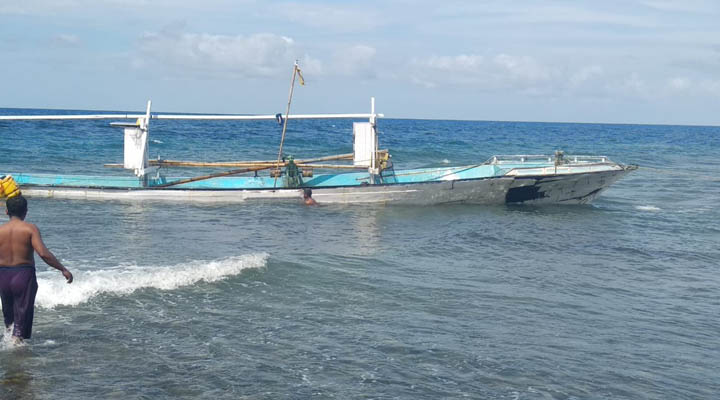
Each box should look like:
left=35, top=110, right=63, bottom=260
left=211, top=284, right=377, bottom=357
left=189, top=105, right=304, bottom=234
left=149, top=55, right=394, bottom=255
left=1, top=175, right=21, bottom=199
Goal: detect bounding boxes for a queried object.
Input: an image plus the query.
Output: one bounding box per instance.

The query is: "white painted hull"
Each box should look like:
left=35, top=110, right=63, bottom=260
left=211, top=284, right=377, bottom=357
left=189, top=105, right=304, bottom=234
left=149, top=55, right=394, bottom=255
left=20, top=167, right=633, bottom=205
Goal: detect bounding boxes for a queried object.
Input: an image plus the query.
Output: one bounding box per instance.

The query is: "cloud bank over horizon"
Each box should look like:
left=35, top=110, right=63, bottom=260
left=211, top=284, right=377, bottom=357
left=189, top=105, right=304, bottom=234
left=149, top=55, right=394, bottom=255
left=1, top=0, right=719, bottom=124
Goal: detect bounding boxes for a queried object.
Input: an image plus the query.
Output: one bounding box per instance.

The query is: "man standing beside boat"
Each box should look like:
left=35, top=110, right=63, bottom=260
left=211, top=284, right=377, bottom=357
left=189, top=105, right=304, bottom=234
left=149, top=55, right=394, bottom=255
left=0, top=194, right=73, bottom=344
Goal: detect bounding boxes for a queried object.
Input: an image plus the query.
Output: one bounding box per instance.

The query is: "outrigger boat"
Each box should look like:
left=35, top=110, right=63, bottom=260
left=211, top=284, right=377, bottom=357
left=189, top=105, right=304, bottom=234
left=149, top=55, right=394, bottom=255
left=0, top=66, right=636, bottom=205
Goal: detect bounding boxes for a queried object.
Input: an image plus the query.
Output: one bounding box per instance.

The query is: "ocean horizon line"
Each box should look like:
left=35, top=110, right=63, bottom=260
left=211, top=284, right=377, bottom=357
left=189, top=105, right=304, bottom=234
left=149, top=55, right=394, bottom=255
left=1, top=106, right=718, bottom=129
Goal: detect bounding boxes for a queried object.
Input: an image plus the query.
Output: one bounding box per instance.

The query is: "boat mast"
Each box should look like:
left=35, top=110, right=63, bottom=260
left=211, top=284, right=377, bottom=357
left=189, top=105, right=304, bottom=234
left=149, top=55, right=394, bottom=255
left=273, top=61, right=302, bottom=188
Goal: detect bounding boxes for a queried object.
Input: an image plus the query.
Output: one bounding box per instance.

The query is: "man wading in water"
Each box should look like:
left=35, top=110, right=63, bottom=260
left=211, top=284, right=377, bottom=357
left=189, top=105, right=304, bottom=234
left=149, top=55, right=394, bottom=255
left=0, top=195, right=73, bottom=344
left=303, top=189, right=318, bottom=206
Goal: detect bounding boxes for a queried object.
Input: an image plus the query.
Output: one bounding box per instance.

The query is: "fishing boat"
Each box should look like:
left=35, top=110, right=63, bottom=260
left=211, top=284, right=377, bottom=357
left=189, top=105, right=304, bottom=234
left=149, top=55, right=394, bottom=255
left=0, top=66, right=636, bottom=206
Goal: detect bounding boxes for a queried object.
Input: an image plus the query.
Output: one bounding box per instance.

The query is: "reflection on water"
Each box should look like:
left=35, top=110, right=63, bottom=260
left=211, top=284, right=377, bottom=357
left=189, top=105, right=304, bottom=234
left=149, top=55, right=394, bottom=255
left=348, top=207, right=382, bottom=255
left=0, top=341, right=34, bottom=400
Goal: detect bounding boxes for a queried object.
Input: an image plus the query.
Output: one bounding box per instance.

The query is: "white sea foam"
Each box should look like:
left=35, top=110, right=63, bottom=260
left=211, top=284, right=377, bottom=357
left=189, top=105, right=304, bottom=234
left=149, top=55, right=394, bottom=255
left=442, top=159, right=450, bottom=164
left=151, top=139, right=164, bottom=144
left=635, top=205, right=661, bottom=212
left=34, top=253, right=268, bottom=309
left=0, top=327, right=27, bottom=350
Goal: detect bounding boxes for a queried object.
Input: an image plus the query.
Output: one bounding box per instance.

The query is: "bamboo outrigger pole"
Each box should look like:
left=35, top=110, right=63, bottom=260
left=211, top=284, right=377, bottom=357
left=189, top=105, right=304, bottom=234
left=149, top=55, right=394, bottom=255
left=102, top=151, right=391, bottom=169
left=103, top=152, right=359, bottom=168
left=153, top=165, right=273, bottom=188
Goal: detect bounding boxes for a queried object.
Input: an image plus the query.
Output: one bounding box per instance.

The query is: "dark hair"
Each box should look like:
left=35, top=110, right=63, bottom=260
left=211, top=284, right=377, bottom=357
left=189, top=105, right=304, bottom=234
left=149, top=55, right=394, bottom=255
left=303, top=189, right=312, bottom=198
left=6, top=195, right=28, bottom=218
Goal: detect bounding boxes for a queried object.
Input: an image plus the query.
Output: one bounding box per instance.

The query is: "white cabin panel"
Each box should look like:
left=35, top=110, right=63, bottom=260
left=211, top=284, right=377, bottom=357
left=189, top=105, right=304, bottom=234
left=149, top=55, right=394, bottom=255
left=123, top=127, right=148, bottom=177
left=353, top=122, right=376, bottom=167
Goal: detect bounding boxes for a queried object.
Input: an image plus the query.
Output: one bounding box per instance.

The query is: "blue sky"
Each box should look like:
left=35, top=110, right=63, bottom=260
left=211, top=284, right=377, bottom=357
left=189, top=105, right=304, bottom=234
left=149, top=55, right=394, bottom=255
left=1, top=0, right=719, bottom=125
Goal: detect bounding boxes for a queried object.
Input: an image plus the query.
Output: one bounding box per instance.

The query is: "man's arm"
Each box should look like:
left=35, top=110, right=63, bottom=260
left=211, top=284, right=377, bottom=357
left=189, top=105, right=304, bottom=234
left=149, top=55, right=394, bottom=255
left=30, top=224, right=73, bottom=283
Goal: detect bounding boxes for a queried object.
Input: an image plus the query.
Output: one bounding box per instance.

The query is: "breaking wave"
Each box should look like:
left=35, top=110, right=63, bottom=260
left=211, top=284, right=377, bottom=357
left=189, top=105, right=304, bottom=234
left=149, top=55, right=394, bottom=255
left=34, top=253, right=268, bottom=309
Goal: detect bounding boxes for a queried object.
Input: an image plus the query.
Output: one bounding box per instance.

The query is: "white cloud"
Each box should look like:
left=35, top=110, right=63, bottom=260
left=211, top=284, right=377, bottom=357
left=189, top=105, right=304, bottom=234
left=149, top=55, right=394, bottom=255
left=667, top=77, right=691, bottom=91
left=493, top=54, right=552, bottom=85
left=132, top=29, right=383, bottom=81
left=271, top=3, right=382, bottom=32
left=53, top=33, right=80, bottom=46
left=519, top=6, right=659, bottom=28
left=640, top=0, right=716, bottom=13
left=701, top=79, right=720, bottom=96
left=431, top=2, right=662, bottom=29
left=607, top=73, right=645, bottom=96
left=0, top=0, right=244, bottom=15
left=660, top=77, right=720, bottom=97
left=331, top=45, right=378, bottom=79
left=134, top=31, right=321, bottom=79
left=569, top=66, right=604, bottom=88
left=409, top=53, right=557, bottom=93
left=0, top=4, right=24, bottom=14
left=425, top=55, right=485, bottom=73
left=1, top=0, right=133, bottom=15
left=407, top=53, right=702, bottom=100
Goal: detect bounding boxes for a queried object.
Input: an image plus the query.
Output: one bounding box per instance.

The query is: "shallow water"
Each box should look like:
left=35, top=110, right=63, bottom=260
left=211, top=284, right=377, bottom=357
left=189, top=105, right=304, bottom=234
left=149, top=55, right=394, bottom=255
left=1, top=112, right=719, bottom=399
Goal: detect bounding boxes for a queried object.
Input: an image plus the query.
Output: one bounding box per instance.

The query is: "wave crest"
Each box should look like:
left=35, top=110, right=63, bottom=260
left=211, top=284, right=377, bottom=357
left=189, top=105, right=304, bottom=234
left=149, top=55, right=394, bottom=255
left=34, top=253, right=268, bottom=309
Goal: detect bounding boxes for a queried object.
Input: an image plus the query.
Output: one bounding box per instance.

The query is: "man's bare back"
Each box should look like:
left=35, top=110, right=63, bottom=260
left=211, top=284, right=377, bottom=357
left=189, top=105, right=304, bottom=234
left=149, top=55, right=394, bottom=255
left=0, top=219, right=38, bottom=267
left=0, top=196, right=72, bottom=281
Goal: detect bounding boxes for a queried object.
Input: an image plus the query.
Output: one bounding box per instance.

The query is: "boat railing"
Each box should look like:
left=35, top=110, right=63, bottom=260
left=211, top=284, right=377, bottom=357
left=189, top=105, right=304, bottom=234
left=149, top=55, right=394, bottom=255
left=484, top=154, right=612, bottom=165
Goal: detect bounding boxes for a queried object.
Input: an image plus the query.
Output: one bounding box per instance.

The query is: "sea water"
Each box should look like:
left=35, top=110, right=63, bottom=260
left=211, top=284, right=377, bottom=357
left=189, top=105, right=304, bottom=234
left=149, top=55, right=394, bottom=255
left=0, top=110, right=718, bottom=399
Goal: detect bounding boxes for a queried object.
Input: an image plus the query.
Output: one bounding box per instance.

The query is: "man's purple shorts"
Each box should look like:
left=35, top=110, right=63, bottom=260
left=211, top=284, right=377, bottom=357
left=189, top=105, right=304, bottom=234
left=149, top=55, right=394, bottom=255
left=0, top=265, right=38, bottom=339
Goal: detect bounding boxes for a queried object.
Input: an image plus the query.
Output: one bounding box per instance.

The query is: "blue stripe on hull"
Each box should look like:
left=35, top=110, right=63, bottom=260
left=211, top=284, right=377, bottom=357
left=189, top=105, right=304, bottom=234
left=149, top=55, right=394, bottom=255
left=9, top=165, right=504, bottom=190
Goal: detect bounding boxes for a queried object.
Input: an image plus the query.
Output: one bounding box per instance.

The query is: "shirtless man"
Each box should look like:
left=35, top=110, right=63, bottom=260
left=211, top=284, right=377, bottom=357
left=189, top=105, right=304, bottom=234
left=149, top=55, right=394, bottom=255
left=0, top=195, right=72, bottom=343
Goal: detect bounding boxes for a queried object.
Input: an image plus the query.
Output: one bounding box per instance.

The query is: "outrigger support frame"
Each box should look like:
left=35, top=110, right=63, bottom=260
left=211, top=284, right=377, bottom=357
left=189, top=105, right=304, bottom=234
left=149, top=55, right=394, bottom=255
left=110, top=100, right=153, bottom=182
left=2, top=98, right=385, bottom=188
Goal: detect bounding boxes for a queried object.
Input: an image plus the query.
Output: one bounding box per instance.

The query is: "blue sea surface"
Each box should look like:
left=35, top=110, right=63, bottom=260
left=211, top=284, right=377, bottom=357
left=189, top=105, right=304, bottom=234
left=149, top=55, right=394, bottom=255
left=1, top=109, right=719, bottom=399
